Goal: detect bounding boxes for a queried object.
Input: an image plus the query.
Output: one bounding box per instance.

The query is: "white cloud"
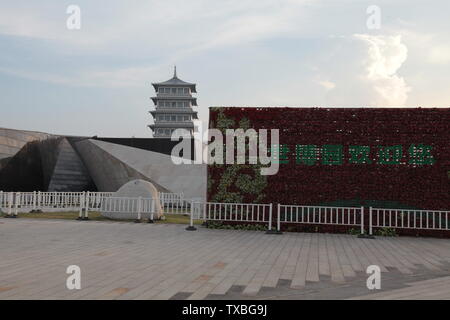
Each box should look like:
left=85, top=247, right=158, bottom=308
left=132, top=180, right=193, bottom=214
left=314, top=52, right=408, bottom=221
left=354, top=34, right=410, bottom=106
left=0, top=0, right=312, bottom=88
left=0, top=1, right=309, bottom=49
left=317, top=80, right=336, bottom=90
left=428, top=45, right=450, bottom=65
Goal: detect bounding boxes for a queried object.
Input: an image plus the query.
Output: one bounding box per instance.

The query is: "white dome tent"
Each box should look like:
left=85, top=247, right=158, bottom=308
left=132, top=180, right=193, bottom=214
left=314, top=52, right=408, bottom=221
left=101, top=179, right=163, bottom=221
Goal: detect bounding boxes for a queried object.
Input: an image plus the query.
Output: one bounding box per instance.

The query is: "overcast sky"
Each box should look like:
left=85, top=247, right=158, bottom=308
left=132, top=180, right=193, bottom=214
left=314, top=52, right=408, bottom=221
left=0, top=0, right=449, bottom=137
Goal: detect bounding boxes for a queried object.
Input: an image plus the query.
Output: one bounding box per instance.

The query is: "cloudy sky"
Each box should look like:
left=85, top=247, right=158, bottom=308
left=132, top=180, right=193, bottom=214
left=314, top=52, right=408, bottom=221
left=0, top=0, right=449, bottom=137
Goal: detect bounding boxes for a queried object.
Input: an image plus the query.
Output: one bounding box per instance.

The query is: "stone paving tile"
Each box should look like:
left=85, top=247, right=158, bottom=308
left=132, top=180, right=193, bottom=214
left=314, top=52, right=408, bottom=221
left=1, top=218, right=450, bottom=300
left=349, top=274, right=450, bottom=300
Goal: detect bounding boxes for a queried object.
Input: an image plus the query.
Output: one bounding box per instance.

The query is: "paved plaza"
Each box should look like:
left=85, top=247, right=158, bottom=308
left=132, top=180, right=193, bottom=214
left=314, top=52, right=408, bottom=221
left=1, top=218, right=450, bottom=300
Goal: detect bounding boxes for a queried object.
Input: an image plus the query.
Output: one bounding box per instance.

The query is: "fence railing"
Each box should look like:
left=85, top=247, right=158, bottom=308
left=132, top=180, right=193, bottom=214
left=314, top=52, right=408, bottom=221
left=0, top=191, right=188, bottom=220
left=100, top=196, right=156, bottom=221
left=0, top=191, right=13, bottom=216
left=278, top=204, right=365, bottom=233
left=2, top=191, right=449, bottom=236
left=160, top=192, right=184, bottom=204
left=276, top=205, right=450, bottom=235
left=369, top=207, right=450, bottom=235
left=186, top=202, right=273, bottom=231
left=0, top=191, right=114, bottom=214
left=160, top=196, right=190, bottom=215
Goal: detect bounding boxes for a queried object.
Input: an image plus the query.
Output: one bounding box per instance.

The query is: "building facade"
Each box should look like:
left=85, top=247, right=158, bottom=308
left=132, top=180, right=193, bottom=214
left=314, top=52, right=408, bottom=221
left=149, top=67, right=198, bottom=138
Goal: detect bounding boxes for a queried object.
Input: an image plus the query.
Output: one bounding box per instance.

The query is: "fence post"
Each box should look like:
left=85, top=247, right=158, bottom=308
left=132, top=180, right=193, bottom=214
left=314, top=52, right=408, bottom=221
left=266, top=203, right=283, bottom=235
left=37, top=191, right=41, bottom=210
left=203, top=201, right=207, bottom=226
left=277, top=203, right=281, bottom=233
left=135, top=197, right=142, bottom=223
left=13, top=192, right=20, bottom=217
left=357, top=206, right=375, bottom=239
left=32, top=191, right=37, bottom=211
left=77, top=192, right=85, bottom=220
left=266, top=203, right=275, bottom=234
left=268, top=204, right=273, bottom=231
left=186, top=200, right=197, bottom=231
left=360, top=206, right=364, bottom=235
left=84, top=191, right=90, bottom=220
left=8, top=192, right=13, bottom=217
left=148, top=198, right=155, bottom=223
left=161, top=197, right=165, bottom=214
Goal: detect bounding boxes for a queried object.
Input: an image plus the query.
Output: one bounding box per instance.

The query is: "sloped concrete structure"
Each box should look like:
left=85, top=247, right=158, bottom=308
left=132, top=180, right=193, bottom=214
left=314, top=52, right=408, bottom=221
left=74, top=139, right=206, bottom=200
left=38, top=137, right=64, bottom=189
left=47, top=138, right=93, bottom=191
left=0, top=126, right=205, bottom=198
left=0, top=127, right=52, bottom=160
left=73, top=139, right=154, bottom=192
left=0, top=136, right=95, bottom=192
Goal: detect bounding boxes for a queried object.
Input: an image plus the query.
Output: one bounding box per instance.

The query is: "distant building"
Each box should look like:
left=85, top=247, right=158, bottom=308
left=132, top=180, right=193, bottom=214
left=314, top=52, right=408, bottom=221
left=149, top=67, right=198, bottom=137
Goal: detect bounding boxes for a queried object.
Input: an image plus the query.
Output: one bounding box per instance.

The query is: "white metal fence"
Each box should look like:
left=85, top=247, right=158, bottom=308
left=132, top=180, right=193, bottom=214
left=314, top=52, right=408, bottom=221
left=278, top=204, right=365, bottom=234
left=0, top=191, right=190, bottom=220
left=186, top=202, right=273, bottom=231
left=276, top=204, right=450, bottom=235
left=160, top=192, right=184, bottom=204
left=369, top=207, right=450, bottom=235
left=160, top=193, right=190, bottom=215
left=2, top=190, right=449, bottom=236
left=0, top=191, right=13, bottom=215
left=0, top=191, right=114, bottom=217
left=100, top=196, right=156, bottom=221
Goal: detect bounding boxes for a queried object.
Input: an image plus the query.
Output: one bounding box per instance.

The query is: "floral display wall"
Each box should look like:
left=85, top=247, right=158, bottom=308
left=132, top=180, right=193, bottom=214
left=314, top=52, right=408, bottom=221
left=208, top=107, right=450, bottom=211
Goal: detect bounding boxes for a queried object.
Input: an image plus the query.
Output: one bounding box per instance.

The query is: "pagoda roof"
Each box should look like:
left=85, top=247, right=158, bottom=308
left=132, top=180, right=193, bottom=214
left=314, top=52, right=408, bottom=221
left=152, top=66, right=197, bottom=92
left=151, top=96, right=197, bottom=106
left=150, top=110, right=198, bottom=119
left=149, top=123, right=195, bottom=129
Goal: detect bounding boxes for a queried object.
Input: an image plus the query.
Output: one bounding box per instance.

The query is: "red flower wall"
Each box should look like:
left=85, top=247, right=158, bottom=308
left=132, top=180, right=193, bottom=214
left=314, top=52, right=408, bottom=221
left=208, top=107, right=450, bottom=211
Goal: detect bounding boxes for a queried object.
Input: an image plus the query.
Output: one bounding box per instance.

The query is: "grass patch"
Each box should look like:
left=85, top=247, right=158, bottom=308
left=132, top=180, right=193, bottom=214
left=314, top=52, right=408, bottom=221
left=0, top=211, right=202, bottom=225
left=157, top=214, right=202, bottom=225
left=1, top=211, right=108, bottom=221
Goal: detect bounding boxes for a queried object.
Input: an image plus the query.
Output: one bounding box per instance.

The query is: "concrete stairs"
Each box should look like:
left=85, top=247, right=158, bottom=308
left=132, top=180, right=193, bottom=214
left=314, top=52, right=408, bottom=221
left=47, top=138, right=93, bottom=191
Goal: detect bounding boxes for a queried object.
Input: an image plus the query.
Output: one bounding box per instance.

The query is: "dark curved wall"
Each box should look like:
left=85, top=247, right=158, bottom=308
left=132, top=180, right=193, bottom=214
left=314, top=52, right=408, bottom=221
left=0, top=141, right=44, bottom=191
left=0, top=137, right=97, bottom=192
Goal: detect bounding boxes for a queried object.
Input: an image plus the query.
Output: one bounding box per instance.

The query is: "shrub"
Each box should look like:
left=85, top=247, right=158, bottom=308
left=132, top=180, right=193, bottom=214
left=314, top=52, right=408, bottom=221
left=206, top=221, right=267, bottom=231
left=348, top=228, right=361, bottom=235
left=375, top=227, right=397, bottom=237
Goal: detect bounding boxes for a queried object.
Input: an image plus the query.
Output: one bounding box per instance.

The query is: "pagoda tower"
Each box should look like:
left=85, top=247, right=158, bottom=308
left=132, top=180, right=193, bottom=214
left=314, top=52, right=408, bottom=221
left=149, top=67, right=198, bottom=137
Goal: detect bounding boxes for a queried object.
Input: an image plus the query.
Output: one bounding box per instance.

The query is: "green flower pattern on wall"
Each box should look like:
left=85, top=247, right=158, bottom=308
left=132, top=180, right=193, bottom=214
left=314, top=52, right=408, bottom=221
left=208, top=109, right=268, bottom=203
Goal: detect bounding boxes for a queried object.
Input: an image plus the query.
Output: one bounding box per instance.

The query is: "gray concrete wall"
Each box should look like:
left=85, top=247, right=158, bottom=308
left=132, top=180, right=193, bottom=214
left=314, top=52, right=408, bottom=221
left=0, top=141, right=44, bottom=191
left=0, top=127, right=53, bottom=160
left=74, top=139, right=206, bottom=199
left=74, top=139, right=163, bottom=192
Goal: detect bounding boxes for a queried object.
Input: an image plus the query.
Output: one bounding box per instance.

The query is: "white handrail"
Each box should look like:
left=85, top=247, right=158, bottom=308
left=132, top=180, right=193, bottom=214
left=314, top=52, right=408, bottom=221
left=370, top=207, right=450, bottom=232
